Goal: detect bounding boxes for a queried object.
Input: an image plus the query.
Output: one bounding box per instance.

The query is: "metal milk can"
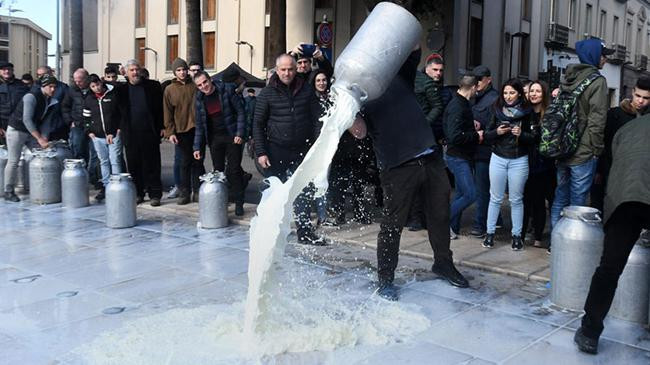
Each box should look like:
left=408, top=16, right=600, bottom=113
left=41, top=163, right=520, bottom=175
left=61, top=159, right=89, bottom=208
left=29, top=148, right=62, bottom=204
left=332, top=2, right=421, bottom=103
left=0, top=145, right=7, bottom=197
left=610, top=243, right=650, bottom=324
left=16, top=146, right=32, bottom=194
left=550, top=206, right=604, bottom=310
left=105, top=173, right=136, bottom=228
left=199, top=171, right=228, bottom=229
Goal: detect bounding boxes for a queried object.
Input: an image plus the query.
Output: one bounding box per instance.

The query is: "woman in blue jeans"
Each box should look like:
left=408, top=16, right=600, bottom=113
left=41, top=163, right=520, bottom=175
left=483, top=79, right=535, bottom=250
left=83, top=74, right=123, bottom=201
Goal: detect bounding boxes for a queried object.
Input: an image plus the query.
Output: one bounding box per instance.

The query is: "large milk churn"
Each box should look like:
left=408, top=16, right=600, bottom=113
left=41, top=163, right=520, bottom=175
left=609, top=243, right=650, bottom=324
left=16, top=146, right=32, bottom=194
left=0, top=145, right=7, bottom=197
left=29, top=149, right=62, bottom=204
left=332, top=2, right=421, bottom=103
left=106, top=173, right=136, bottom=228
left=61, top=159, right=89, bottom=208
left=199, top=171, right=228, bottom=229
left=550, top=206, right=604, bottom=310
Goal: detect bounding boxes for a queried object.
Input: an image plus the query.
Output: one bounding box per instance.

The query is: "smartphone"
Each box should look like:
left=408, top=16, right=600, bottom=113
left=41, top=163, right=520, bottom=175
left=500, top=121, right=511, bottom=128
left=301, top=44, right=316, bottom=58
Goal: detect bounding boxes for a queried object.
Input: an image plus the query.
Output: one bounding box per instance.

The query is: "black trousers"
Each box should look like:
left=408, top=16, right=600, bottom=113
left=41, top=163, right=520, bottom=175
left=209, top=134, right=244, bottom=204
left=177, top=129, right=204, bottom=196
left=522, top=170, right=556, bottom=241
left=581, top=202, right=650, bottom=339
left=125, top=132, right=163, bottom=199
left=377, top=154, right=453, bottom=283
left=328, top=158, right=370, bottom=220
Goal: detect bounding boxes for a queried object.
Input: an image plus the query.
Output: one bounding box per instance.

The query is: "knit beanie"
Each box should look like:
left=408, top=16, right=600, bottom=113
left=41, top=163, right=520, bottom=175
left=171, top=58, right=188, bottom=71
left=40, top=75, right=58, bottom=87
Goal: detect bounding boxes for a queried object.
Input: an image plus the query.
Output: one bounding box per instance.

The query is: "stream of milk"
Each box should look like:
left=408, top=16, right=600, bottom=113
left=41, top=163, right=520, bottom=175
left=73, top=88, right=431, bottom=364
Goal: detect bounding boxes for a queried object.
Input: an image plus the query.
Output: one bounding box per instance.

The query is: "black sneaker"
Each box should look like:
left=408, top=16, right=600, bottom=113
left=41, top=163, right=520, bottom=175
left=482, top=234, right=495, bottom=248
left=297, top=230, right=327, bottom=246
left=235, top=203, right=244, bottom=216
left=511, top=235, right=524, bottom=251
left=432, top=262, right=469, bottom=288
left=574, top=327, right=599, bottom=355
left=150, top=198, right=161, bottom=207
left=95, top=188, right=105, bottom=201
left=547, top=246, right=552, bottom=255
left=376, top=281, right=399, bottom=301
left=4, top=191, right=20, bottom=202
left=470, top=228, right=486, bottom=238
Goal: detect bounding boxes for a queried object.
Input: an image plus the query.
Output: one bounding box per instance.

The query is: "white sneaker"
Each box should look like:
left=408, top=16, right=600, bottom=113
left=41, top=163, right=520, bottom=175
left=450, top=228, right=458, bottom=240
left=167, top=186, right=179, bottom=199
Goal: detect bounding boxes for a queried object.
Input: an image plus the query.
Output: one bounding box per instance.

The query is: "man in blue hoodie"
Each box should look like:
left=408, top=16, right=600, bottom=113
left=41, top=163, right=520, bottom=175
left=550, top=38, right=612, bottom=235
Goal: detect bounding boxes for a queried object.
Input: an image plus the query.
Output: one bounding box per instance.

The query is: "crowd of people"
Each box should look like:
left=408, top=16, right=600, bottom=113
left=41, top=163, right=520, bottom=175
left=1, top=36, right=648, bottom=354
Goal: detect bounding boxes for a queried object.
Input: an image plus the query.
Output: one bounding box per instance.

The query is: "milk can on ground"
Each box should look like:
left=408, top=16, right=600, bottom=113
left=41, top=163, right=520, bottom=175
left=198, top=171, right=229, bottom=229
left=609, top=243, right=650, bottom=324
left=61, top=159, right=89, bottom=208
left=550, top=206, right=604, bottom=311
left=106, top=173, right=136, bottom=228
left=16, top=146, right=32, bottom=194
left=29, top=148, right=63, bottom=204
left=0, top=145, right=7, bottom=197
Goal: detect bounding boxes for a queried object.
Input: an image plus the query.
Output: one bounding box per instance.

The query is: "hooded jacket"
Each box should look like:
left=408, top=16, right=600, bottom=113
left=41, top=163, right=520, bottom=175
left=559, top=63, right=607, bottom=165
left=414, top=70, right=444, bottom=131
left=163, top=77, right=196, bottom=137
left=193, top=79, right=245, bottom=151
left=83, top=83, right=121, bottom=138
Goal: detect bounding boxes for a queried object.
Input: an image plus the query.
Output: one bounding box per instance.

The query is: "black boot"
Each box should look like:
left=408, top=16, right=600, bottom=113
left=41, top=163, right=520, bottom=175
left=376, top=281, right=399, bottom=301
left=574, top=327, right=599, bottom=354
left=432, top=261, right=469, bottom=288
left=482, top=234, right=495, bottom=248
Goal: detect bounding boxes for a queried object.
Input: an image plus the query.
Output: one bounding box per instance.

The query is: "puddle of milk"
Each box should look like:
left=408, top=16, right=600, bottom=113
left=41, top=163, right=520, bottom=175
left=71, top=88, right=431, bottom=364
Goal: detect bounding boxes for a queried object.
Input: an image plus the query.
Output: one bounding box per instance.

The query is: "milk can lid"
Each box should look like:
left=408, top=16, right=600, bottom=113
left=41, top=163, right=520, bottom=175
left=561, top=206, right=602, bottom=223
left=64, top=158, right=86, bottom=168
left=199, top=170, right=227, bottom=183
left=32, top=148, right=59, bottom=159
left=109, top=173, right=133, bottom=182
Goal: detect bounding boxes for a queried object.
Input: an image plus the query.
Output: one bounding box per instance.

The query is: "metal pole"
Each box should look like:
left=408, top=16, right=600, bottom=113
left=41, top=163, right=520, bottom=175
left=56, top=0, right=61, bottom=77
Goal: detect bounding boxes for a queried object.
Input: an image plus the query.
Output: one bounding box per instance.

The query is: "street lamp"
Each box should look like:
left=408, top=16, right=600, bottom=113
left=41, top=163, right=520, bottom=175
left=140, top=46, right=158, bottom=80
left=235, top=40, right=254, bottom=74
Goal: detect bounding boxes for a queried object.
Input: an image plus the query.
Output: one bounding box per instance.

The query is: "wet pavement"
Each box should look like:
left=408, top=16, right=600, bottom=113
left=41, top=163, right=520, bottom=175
left=1, top=199, right=649, bottom=364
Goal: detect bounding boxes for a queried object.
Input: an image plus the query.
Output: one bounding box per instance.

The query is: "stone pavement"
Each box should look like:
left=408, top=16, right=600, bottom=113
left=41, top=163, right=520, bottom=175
left=1, top=198, right=649, bottom=364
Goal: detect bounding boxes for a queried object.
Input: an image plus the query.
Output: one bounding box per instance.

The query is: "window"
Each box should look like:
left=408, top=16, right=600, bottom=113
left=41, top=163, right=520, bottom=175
left=568, top=0, right=577, bottom=28
left=468, top=16, right=482, bottom=68
left=599, top=11, right=607, bottom=40
left=136, top=0, right=146, bottom=28
left=168, top=0, right=179, bottom=24
left=626, top=21, right=632, bottom=51
left=522, top=0, right=532, bottom=21
left=613, top=16, right=619, bottom=44
left=0, top=22, right=8, bottom=38
left=636, top=27, right=643, bottom=56
left=585, top=4, right=593, bottom=37
left=167, top=35, right=179, bottom=70
left=136, top=38, right=146, bottom=66
left=203, top=32, right=216, bottom=69
left=0, top=49, right=7, bottom=62
left=519, top=36, right=530, bottom=77
left=204, top=0, right=216, bottom=20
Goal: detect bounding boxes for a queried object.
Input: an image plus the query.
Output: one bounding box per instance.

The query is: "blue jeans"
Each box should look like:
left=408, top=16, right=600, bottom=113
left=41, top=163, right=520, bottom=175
left=487, top=154, right=529, bottom=236
left=445, top=154, right=476, bottom=233
left=473, top=160, right=490, bottom=232
left=92, top=134, right=124, bottom=187
left=550, top=158, right=598, bottom=228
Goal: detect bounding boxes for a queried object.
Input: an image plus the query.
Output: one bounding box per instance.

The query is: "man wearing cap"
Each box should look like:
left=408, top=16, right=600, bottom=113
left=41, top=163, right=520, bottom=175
left=289, top=43, right=333, bottom=84
left=470, top=65, right=500, bottom=238
left=0, top=62, right=29, bottom=143
left=549, top=38, right=611, bottom=234
left=164, top=58, right=204, bottom=205
left=3, top=75, right=59, bottom=202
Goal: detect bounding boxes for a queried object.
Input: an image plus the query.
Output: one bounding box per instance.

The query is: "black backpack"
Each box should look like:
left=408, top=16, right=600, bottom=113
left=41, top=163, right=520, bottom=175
left=539, top=72, right=602, bottom=160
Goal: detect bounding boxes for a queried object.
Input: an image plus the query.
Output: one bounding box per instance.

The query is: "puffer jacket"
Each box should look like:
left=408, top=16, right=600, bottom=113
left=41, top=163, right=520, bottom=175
left=485, top=102, right=535, bottom=159
left=193, top=79, right=245, bottom=151
left=252, top=73, right=321, bottom=157
left=0, top=77, right=29, bottom=130
left=61, top=84, right=90, bottom=127
left=82, top=84, right=121, bottom=138
left=560, top=63, right=608, bottom=165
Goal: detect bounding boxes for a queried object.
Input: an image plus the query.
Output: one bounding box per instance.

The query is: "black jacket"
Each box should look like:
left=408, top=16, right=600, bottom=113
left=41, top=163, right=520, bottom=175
left=0, top=77, right=29, bottom=130
left=485, top=105, right=535, bottom=159
left=194, top=79, right=246, bottom=151
left=443, top=92, right=480, bottom=160
left=363, top=49, right=438, bottom=171
left=82, top=84, right=121, bottom=138
left=528, top=111, right=555, bottom=174
left=472, top=85, right=499, bottom=161
left=252, top=74, right=321, bottom=157
left=61, top=84, right=90, bottom=127
left=116, top=79, right=164, bottom=146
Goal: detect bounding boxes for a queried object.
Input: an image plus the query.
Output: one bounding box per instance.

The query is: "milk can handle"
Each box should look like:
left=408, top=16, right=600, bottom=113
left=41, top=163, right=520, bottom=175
left=580, top=213, right=602, bottom=223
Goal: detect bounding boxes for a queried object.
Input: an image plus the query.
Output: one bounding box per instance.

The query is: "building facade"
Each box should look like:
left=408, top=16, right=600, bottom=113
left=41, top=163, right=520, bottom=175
left=0, top=15, right=51, bottom=77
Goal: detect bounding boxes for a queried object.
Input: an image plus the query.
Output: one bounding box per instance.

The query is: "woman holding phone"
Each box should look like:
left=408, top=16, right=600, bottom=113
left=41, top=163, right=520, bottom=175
left=482, top=79, right=535, bottom=250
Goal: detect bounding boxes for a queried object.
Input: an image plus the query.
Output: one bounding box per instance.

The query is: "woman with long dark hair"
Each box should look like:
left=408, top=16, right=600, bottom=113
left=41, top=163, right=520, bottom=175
left=522, top=80, right=556, bottom=248
left=482, top=79, right=536, bottom=250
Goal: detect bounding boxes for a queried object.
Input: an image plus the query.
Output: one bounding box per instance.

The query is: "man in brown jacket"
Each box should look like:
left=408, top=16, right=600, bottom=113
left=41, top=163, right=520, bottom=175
left=164, top=58, right=205, bottom=204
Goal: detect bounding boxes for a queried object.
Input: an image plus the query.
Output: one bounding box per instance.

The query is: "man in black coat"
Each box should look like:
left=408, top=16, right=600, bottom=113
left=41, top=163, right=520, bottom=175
left=349, top=48, right=470, bottom=301
left=253, top=54, right=323, bottom=245
left=116, top=59, right=164, bottom=206
left=0, top=62, right=29, bottom=144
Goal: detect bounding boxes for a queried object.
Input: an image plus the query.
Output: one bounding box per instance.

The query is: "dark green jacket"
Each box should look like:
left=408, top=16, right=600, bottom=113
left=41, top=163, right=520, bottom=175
left=559, top=64, right=608, bottom=165
left=604, top=115, right=650, bottom=224
left=414, top=70, right=443, bottom=128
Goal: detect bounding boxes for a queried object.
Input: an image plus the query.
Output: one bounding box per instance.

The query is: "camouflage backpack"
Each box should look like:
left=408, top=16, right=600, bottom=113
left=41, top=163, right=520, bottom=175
left=539, top=72, right=602, bottom=160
